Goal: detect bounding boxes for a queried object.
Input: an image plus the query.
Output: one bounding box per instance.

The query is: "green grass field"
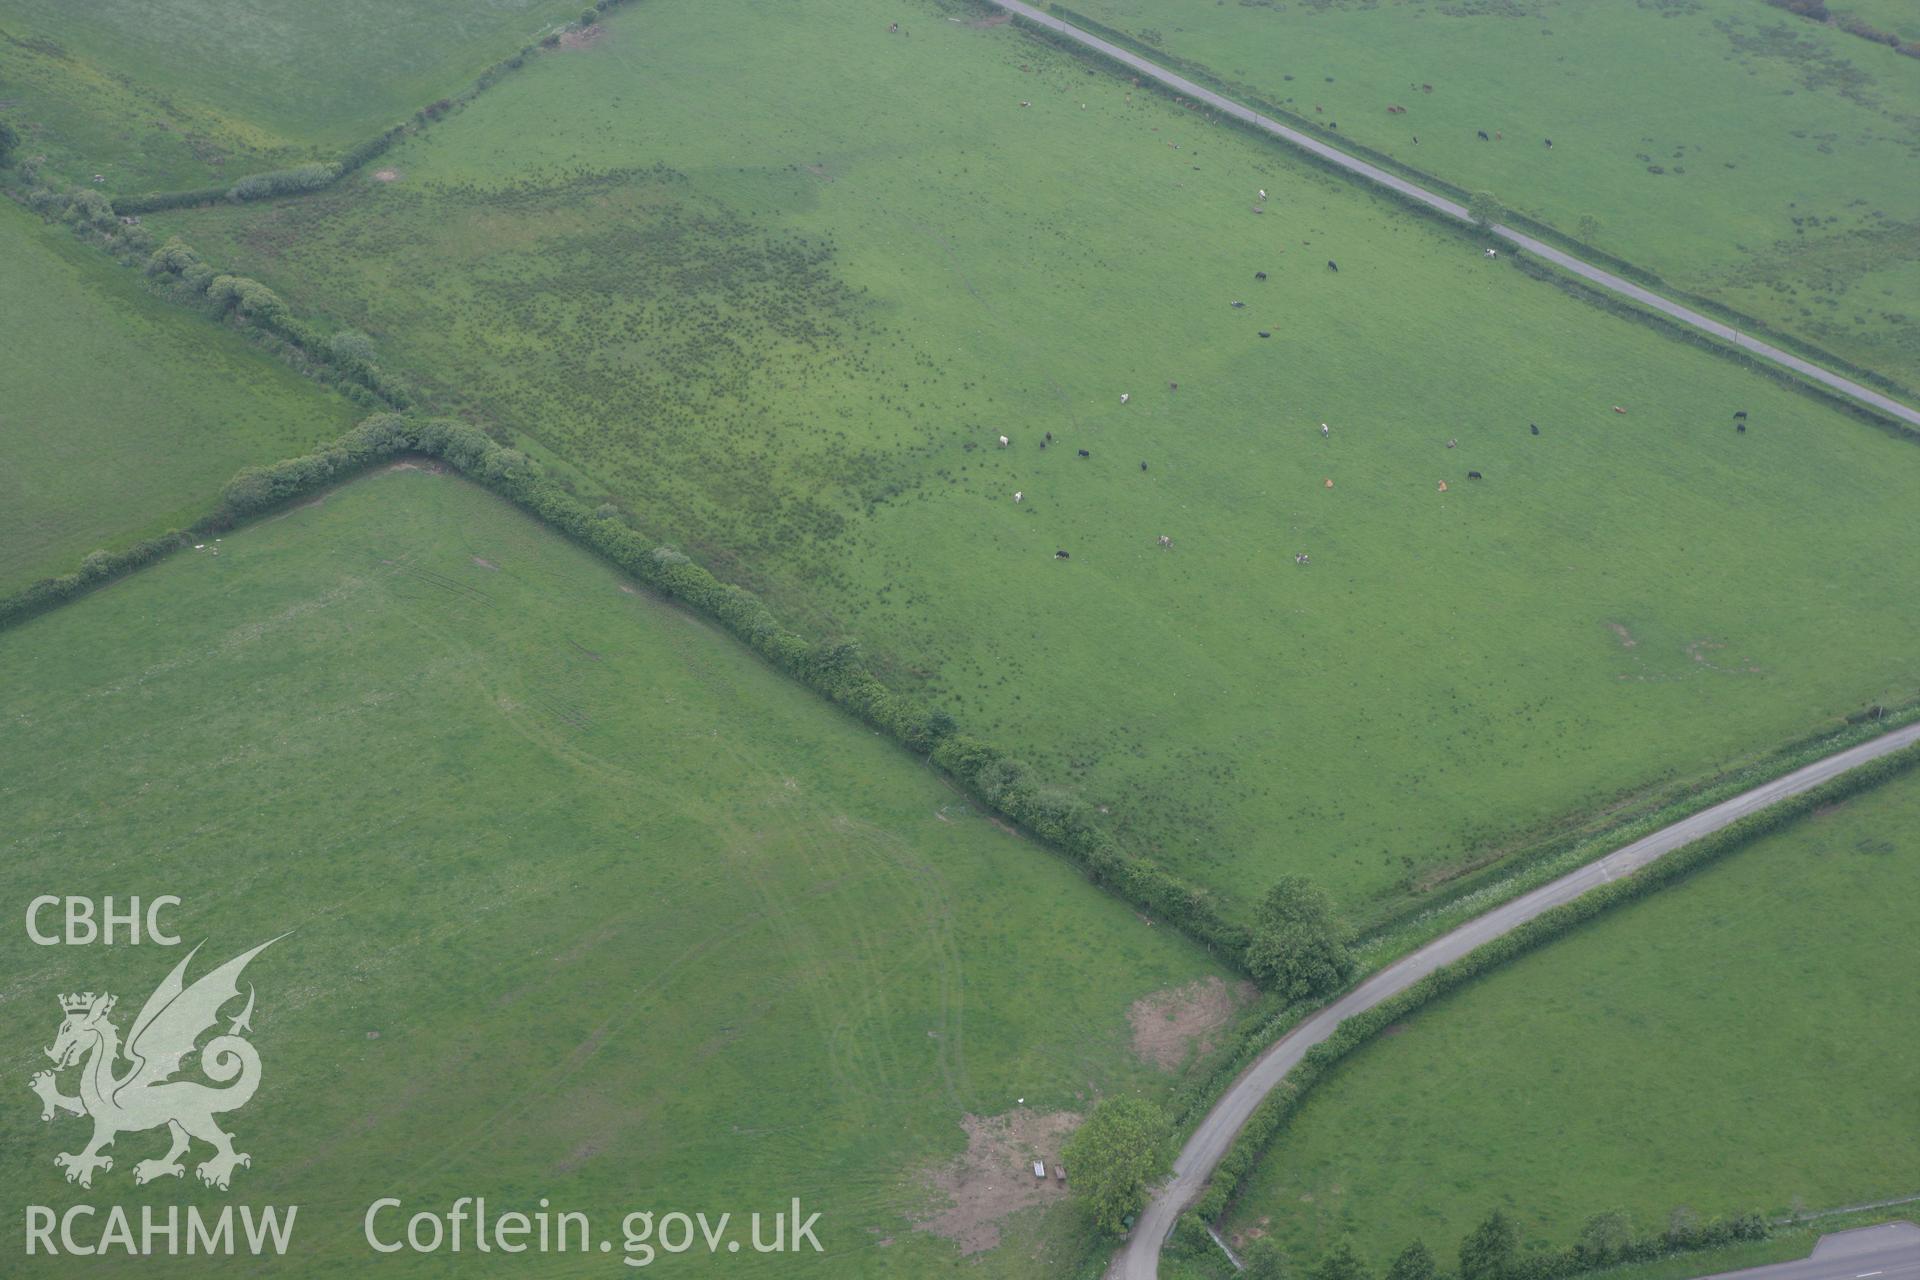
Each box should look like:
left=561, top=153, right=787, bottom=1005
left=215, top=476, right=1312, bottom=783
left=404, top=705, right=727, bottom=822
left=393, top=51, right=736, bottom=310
left=1221, top=765, right=1920, bottom=1266
left=1056, top=0, right=1920, bottom=390
left=0, top=201, right=355, bottom=595
left=0, top=0, right=589, bottom=190
left=0, top=467, right=1247, bottom=1276
left=147, top=0, right=1920, bottom=928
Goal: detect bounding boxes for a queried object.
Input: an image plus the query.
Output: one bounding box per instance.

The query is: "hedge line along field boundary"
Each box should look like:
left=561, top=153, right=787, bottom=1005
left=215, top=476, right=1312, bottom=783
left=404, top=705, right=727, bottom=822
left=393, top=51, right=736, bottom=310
left=108, top=0, right=644, bottom=218
left=1017, top=1, right=1920, bottom=409
left=1182, top=739, right=1920, bottom=1232
left=0, top=413, right=1250, bottom=961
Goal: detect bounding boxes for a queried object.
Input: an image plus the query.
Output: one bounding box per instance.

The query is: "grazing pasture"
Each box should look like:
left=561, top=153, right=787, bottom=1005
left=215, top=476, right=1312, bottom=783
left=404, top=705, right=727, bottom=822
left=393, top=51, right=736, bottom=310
left=0, top=201, right=354, bottom=595
left=149, top=0, right=1920, bottom=927
left=0, top=469, right=1243, bottom=1277
left=1222, top=766, right=1920, bottom=1266
left=0, top=0, right=590, bottom=190
left=1057, top=0, right=1920, bottom=390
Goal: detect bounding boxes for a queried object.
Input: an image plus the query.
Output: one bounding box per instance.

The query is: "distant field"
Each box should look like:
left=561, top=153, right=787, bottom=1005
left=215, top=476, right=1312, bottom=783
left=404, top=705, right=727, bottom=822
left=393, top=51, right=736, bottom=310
left=1056, top=0, right=1920, bottom=390
left=152, top=0, right=1920, bottom=927
left=0, top=201, right=354, bottom=594
left=0, top=0, right=588, bottom=190
left=1222, top=765, right=1920, bottom=1266
left=0, top=468, right=1245, bottom=1277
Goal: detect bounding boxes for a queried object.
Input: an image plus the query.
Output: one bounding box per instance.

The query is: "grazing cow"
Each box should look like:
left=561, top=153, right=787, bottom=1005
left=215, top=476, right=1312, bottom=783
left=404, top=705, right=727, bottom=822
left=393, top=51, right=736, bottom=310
left=1295, top=552, right=1311, bottom=564
left=1120, top=392, right=1130, bottom=404
left=1734, top=410, right=1748, bottom=419
left=1544, top=138, right=1553, bottom=148
left=1078, top=449, right=1091, bottom=458
left=1231, top=300, right=1246, bottom=308
left=1045, top=431, right=1053, bottom=441
left=1158, top=535, right=1172, bottom=548
left=1495, top=131, right=1502, bottom=140
left=998, top=434, right=1009, bottom=448
left=1327, top=260, right=1339, bottom=272
left=1013, top=491, right=1023, bottom=503
left=1258, top=189, right=1267, bottom=200
left=1485, top=248, right=1498, bottom=258
left=1437, top=480, right=1449, bottom=491
left=1321, top=423, right=1330, bottom=437
left=1477, top=130, right=1489, bottom=141
left=1169, top=381, right=1179, bottom=391
left=1323, top=478, right=1334, bottom=488
left=1530, top=423, right=1540, bottom=435
left=1255, top=271, right=1268, bottom=280
left=1140, top=461, right=1149, bottom=471
left=1612, top=405, right=1627, bottom=414
left=1040, top=440, right=1047, bottom=449
left=1055, top=550, right=1070, bottom=559
left=1259, top=330, right=1272, bottom=338
left=1467, top=470, right=1483, bottom=479
left=1737, top=423, right=1747, bottom=433
left=1446, top=438, right=1457, bottom=449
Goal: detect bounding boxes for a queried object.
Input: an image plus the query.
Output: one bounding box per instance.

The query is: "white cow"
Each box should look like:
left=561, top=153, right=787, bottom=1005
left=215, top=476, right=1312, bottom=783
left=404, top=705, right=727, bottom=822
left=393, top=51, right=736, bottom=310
left=1320, top=422, right=1330, bottom=437
left=998, top=434, right=1009, bottom=447
left=1119, top=393, right=1130, bottom=404
left=1014, top=491, right=1024, bottom=503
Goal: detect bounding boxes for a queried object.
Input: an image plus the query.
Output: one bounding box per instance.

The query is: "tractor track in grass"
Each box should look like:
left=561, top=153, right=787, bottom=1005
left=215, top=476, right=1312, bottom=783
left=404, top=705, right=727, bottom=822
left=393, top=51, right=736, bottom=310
left=1105, top=718, right=1920, bottom=1280
left=983, top=0, right=1920, bottom=431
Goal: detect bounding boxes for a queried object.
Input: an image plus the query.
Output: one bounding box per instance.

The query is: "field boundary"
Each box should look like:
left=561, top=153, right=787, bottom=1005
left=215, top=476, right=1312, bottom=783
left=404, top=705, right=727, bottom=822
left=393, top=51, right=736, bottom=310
left=1012, top=0, right=1920, bottom=412
left=100, top=0, right=639, bottom=217
left=1119, top=735, right=1920, bottom=1280
left=993, top=0, right=1920, bottom=428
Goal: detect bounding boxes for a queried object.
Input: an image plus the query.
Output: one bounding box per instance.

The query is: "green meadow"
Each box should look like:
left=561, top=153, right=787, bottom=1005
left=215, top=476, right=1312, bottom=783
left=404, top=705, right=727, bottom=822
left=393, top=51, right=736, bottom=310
left=1057, top=0, right=1920, bottom=390
left=0, top=468, right=1245, bottom=1276
left=0, top=0, right=590, bottom=190
left=0, top=200, right=354, bottom=595
left=150, top=0, right=1920, bottom=927
left=1222, top=766, right=1920, bottom=1266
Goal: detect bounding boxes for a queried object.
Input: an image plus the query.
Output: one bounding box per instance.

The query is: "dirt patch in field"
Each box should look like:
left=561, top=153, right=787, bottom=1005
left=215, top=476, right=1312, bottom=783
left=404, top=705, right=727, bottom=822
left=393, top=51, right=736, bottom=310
left=1606, top=621, right=1639, bottom=648
left=559, top=24, right=607, bottom=49
left=913, top=1109, right=1078, bottom=1255
left=371, top=168, right=401, bottom=183
left=1129, top=976, right=1251, bottom=1071
left=472, top=556, right=499, bottom=571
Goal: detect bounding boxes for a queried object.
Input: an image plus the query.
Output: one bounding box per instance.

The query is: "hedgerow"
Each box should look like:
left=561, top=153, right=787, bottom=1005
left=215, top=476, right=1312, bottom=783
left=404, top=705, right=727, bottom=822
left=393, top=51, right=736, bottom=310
left=1188, top=739, right=1920, bottom=1224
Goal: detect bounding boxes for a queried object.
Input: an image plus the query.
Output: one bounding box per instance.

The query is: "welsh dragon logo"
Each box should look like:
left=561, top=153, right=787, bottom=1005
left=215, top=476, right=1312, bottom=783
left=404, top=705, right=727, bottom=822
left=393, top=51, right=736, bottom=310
left=29, top=937, right=283, bottom=1191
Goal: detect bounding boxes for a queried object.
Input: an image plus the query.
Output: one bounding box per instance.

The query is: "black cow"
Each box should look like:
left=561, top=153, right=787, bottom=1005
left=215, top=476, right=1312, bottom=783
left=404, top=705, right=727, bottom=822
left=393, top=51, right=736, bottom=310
left=1140, top=461, right=1148, bottom=471
left=1077, top=448, right=1091, bottom=457
left=1737, top=423, right=1747, bottom=433
left=1327, top=260, right=1339, bottom=272
left=1055, top=550, right=1071, bottom=559
left=1045, top=430, right=1054, bottom=441
left=1529, top=423, right=1540, bottom=435
left=1259, top=330, right=1272, bottom=338
left=1544, top=138, right=1554, bottom=148
left=1255, top=271, right=1268, bottom=280
left=1734, top=410, right=1748, bottom=419
left=1467, top=470, right=1483, bottom=479
left=1039, top=440, right=1047, bottom=449
left=1477, top=130, right=1489, bottom=140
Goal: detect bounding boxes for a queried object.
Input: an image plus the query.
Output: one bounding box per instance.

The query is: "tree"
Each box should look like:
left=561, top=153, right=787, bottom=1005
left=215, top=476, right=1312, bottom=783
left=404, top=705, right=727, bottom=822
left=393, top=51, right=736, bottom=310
left=0, top=119, right=19, bottom=168
left=1244, top=1237, right=1289, bottom=1280
left=1467, top=190, right=1505, bottom=229
left=1460, top=1210, right=1517, bottom=1280
left=1243, top=874, right=1353, bottom=999
left=1060, top=1097, right=1169, bottom=1235
left=1577, top=1210, right=1633, bottom=1266
left=328, top=329, right=377, bottom=365
left=1315, top=1238, right=1371, bottom=1280
left=1387, top=1240, right=1439, bottom=1280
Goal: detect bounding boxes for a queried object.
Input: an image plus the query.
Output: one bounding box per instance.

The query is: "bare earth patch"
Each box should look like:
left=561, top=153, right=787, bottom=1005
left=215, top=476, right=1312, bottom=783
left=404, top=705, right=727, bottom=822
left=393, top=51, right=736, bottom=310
left=1606, top=621, right=1638, bottom=648
left=913, top=1109, right=1079, bottom=1255
left=472, top=556, right=499, bottom=571
left=559, top=24, right=607, bottom=50
left=371, top=168, right=401, bottom=183
left=1129, top=976, right=1251, bottom=1071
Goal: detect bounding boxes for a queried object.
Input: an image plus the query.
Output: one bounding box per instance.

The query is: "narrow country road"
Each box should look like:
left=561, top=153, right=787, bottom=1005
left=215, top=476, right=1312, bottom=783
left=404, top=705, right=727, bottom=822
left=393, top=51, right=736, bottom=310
left=1108, top=719, right=1920, bottom=1280
left=1702, top=1222, right=1920, bottom=1280
left=985, top=0, right=1920, bottom=430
